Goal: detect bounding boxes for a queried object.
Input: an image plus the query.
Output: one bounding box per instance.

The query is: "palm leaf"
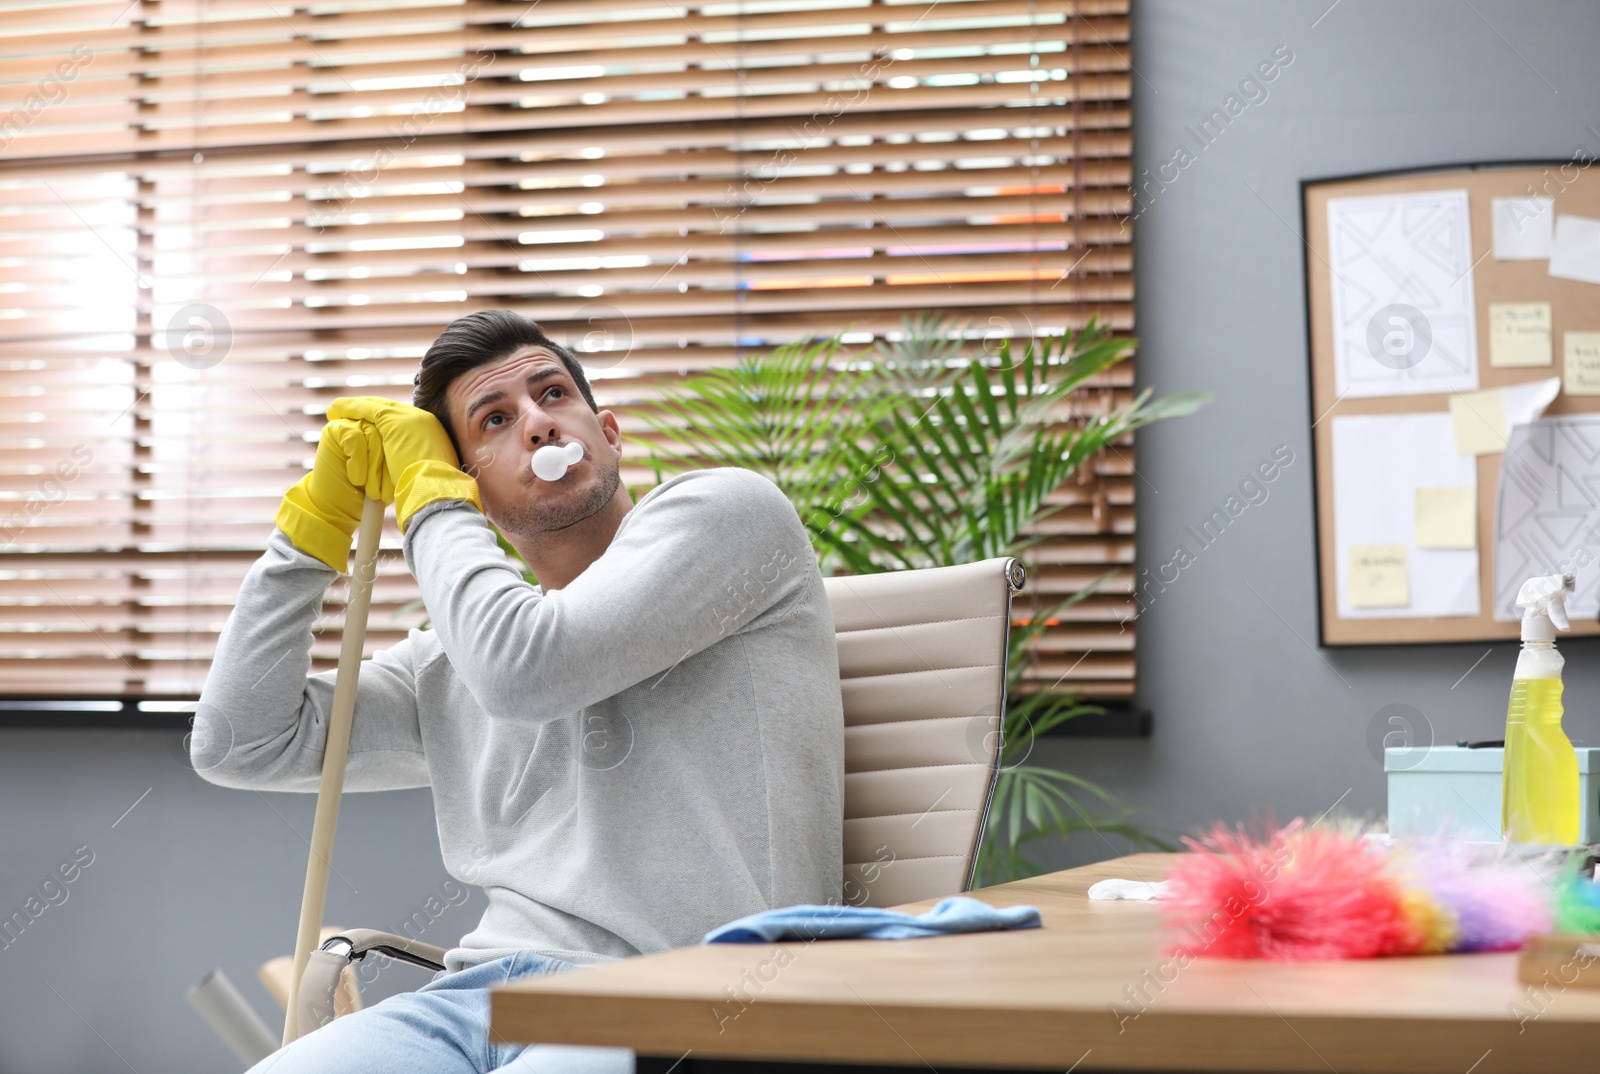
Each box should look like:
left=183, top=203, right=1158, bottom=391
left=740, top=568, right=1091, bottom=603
left=639, top=335, right=899, bottom=525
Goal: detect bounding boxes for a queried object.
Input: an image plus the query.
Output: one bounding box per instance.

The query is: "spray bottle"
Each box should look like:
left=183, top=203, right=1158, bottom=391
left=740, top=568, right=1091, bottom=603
left=1502, top=573, right=1578, bottom=845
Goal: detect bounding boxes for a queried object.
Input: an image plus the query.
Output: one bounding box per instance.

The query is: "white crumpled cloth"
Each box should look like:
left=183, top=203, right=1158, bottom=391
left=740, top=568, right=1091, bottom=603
left=1086, top=878, right=1170, bottom=901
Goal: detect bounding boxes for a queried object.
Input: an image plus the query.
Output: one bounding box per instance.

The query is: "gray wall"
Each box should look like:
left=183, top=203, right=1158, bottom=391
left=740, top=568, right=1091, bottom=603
left=0, top=727, right=465, bottom=1072
left=4, top=3, right=1600, bottom=1070
left=1035, top=0, right=1600, bottom=870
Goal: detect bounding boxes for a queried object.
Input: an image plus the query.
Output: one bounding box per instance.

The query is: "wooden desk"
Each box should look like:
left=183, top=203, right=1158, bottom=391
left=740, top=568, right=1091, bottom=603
left=491, top=854, right=1600, bottom=1073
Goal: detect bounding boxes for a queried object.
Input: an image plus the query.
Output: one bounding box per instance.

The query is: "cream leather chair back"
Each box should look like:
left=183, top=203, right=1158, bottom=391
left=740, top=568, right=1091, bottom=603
left=824, top=556, right=1025, bottom=908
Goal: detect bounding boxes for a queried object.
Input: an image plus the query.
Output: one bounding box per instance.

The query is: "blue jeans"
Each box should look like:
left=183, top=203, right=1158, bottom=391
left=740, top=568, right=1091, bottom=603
left=247, top=951, right=636, bottom=1074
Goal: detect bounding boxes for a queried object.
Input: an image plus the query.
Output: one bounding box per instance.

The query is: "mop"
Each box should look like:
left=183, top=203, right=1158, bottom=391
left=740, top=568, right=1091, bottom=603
left=280, top=495, right=386, bottom=1046
left=274, top=435, right=576, bottom=1045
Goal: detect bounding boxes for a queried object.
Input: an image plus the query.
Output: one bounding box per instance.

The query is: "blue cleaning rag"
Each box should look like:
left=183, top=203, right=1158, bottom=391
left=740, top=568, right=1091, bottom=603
left=702, top=896, right=1042, bottom=943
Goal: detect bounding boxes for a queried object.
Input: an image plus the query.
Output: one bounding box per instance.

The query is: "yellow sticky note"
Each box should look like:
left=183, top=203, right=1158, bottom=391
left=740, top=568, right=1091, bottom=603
left=1489, top=302, right=1553, bottom=367
left=1414, top=486, right=1476, bottom=549
left=1449, top=389, right=1509, bottom=455
left=1565, top=331, right=1600, bottom=396
left=1349, top=545, right=1410, bottom=609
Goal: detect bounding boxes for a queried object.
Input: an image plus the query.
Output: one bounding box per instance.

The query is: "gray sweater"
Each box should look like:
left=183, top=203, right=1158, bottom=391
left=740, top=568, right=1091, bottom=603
left=193, top=466, right=845, bottom=972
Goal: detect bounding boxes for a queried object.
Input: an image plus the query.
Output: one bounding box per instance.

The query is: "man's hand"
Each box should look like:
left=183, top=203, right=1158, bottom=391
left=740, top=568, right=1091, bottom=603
left=325, top=396, right=482, bottom=533
left=275, top=418, right=392, bottom=574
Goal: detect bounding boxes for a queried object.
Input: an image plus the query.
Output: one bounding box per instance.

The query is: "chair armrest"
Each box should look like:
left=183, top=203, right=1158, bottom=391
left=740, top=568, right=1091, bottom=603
left=258, top=925, right=366, bottom=1016
left=293, top=929, right=449, bottom=1042
left=321, top=929, right=448, bottom=972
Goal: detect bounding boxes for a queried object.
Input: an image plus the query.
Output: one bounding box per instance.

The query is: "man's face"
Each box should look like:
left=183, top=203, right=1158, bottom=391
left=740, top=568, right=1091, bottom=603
left=445, top=345, right=623, bottom=537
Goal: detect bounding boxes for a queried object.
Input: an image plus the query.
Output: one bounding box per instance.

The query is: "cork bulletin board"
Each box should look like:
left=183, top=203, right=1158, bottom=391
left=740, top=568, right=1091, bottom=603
left=1304, top=160, right=1600, bottom=645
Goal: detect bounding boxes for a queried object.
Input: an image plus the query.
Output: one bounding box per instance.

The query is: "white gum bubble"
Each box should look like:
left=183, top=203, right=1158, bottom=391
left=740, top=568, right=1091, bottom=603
left=531, top=441, right=585, bottom=481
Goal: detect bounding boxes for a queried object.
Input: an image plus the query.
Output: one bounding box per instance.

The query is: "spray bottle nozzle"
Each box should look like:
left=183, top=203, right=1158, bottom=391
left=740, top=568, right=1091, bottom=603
left=1515, top=573, right=1575, bottom=640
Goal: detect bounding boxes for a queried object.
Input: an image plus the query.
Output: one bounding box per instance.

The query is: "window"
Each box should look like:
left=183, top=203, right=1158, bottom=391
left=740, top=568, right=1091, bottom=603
left=0, top=0, right=1132, bottom=706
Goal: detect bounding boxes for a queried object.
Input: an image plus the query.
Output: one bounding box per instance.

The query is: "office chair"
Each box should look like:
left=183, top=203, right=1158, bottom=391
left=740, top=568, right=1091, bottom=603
left=280, top=555, right=1025, bottom=1039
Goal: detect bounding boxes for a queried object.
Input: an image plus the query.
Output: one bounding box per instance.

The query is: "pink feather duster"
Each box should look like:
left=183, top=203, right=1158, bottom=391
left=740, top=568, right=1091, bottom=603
left=1161, top=819, right=1421, bottom=960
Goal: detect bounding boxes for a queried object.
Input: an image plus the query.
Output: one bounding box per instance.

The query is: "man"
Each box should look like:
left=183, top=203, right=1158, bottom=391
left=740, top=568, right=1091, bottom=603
left=192, top=309, right=845, bottom=1073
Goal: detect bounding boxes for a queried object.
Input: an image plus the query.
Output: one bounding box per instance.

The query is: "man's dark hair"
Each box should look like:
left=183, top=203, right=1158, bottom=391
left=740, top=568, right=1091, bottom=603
left=413, top=309, right=598, bottom=450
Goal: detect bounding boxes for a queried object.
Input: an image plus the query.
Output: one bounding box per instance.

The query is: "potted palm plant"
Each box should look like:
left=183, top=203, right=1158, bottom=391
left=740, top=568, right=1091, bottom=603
left=640, top=315, right=1210, bottom=883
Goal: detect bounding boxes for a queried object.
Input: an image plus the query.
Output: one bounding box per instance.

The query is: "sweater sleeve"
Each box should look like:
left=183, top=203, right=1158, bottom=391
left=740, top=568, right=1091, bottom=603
left=191, top=527, right=430, bottom=792
left=401, top=466, right=818, bottom=727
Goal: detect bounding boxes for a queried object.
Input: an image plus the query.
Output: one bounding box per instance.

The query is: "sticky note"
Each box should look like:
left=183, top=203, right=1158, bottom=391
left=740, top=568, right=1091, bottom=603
left=1493, top=197, right=1554, bottom=260
left=1550, top=215, right=1600, bottom=285
left=1564, top=332, right=1600, bottom=395
left=1349, top=545, right=1409, bottom=608
left=1414, top=486, right=1476, bottom=549
left=1449, top=389, right=1509, bottom=455
left=1489, top=302, right=1553, bottom=367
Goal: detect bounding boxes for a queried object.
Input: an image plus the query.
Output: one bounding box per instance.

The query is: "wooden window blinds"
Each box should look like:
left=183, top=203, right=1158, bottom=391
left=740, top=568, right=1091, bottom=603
left=0, top=0, right=1134, bottom=707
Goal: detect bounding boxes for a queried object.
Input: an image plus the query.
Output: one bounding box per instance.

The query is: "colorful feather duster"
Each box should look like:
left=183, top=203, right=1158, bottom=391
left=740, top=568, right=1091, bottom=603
left=1554, top=869, right=1600, bottom=935
left=1159, top=819, right=1566, bottom=960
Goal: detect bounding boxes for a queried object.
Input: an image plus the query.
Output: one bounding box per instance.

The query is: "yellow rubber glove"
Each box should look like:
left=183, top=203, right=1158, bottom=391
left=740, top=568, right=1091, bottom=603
left=274, top=418, right=392, bottom=574
left=325, top=396, right=482, bottom=533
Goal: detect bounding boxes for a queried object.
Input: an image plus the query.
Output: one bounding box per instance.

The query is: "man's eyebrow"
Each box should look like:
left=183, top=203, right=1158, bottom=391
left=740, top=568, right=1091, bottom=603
left=464, top=366, right=568, bottom=422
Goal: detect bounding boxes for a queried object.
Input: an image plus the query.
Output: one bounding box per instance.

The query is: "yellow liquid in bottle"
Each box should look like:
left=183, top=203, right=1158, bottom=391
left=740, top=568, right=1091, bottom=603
left=1502, top=675, right=1580, bottom=844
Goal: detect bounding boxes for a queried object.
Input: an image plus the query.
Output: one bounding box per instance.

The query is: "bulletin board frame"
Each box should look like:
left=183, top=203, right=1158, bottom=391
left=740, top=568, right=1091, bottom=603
left=1303, top=159, right=1600, bottom=646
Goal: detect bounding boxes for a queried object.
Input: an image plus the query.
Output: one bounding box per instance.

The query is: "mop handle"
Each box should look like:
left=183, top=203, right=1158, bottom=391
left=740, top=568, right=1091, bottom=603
left=281, top=495, right=386, bottom=1046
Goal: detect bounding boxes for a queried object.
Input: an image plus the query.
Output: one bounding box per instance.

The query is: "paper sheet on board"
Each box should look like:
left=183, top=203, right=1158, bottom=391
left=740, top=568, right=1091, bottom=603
left=1332, top=412, right=1479, bottom=619
left=1327, top=189, right=1478, bottom=399
left=1494, top=415, right=1600, bottom=621
left=1492, top=196, right=1554, bottom=260
left=1549, top=214, right=1600, bottom=285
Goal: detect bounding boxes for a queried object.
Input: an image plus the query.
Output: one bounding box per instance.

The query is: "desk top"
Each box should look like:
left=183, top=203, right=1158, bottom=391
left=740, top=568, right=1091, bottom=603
left=492, top=854, right=1600, bottom=1073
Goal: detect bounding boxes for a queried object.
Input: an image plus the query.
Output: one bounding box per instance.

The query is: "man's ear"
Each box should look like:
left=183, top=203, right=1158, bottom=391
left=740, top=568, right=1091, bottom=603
left=597, top=409, right=623, bottom=450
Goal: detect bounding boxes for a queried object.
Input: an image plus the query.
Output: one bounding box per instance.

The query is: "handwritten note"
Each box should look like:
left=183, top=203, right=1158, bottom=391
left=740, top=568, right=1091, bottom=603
left=1349, top=545, right=1410, bottom=608
left=1564, top=332, right=1600, bottom=396
left=1489, top=302, right=1552, bottom=367
left=1414, top=487, right=1476, bottom=549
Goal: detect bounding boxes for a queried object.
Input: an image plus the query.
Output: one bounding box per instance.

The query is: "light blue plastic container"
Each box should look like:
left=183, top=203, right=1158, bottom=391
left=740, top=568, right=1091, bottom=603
left=1385, top=745, right=1600, bottom=844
